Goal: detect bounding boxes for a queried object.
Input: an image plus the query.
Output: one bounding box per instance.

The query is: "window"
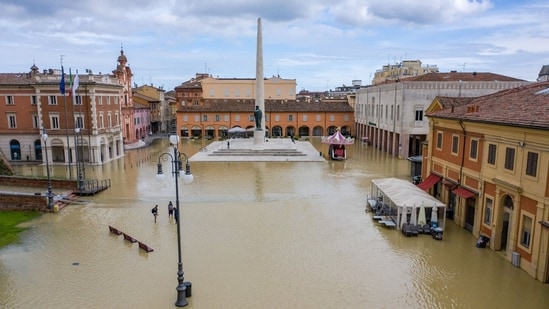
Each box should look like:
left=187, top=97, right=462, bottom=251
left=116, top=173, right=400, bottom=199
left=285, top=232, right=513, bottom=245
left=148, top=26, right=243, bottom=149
left=303, top=114, right=308, bottom=121
left=194, top=115, right=199, bottom=122
left=224, top=115, right=229, bottom=121
left=215, top=115, right=220, bottom=122
left=487, top=144, right=497, bottom=165
left=6, top=95, right=14, bottom=105
left=99, top=114, right=104, bottom=128
left=343, top=115, right=349, bottom=121
left=49, top=96, right=57, bottom=105
left=520, top=215, right=532, bottom=248
left=470, top=139, right=478, bottom=160
left=32, top=114, right=39, bottom=128
left=390, top=105, right=394, bottom=120
left=415, top=108, right=423, bottom=121
left=451, top=135, right=459, bottom=154
left=75, top=95, right=82, bottom=105
left=436, top=132, right=443, bottom=149
left=75, top=115, right=84, bottom=129
left=276, top=88, right=281, bottom=96
left=235, top=115, right=240, bottom=121
left=249, top=114, right=254, bottom=122
left=7, top=114, right=16, bottom=128
left=235, top=89, right=240, bottom=97
left=209, top=89, right=215, bottom=97
left=483, top=198, right=493, bottom=225
left=288, top=114, right=294, bottom=121
left=385, top=105, right=388, bottom=119
left=108, top=113, right=113, bottom=127
left=50, top=115, right=60, bottom=129
left=202, top=114, right=208, bottom=121
left=224, top=89, right=229, bottom=97
left=329, top=114, right=335, bottom=122
left=274, top=114, right=279, bottom=121
left=193, top=100, right=199, bottom=106
left=504, top=147, right=515, bottom=170
left=115, top=113, right=119, bottom=126
left=316, top=114, right=321, bottom=121
left=525, top=152, right=538, bottom=177
left=397, top=105, right=400, bottom=121
left=31, top=96, right=37, bottom=105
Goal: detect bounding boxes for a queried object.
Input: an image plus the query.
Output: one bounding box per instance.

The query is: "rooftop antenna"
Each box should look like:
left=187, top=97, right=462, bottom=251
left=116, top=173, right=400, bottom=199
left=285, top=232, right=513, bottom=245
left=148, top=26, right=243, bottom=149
left=60, top=55, right=66, bottom=67
left=462, top=63, right=466, bottom=72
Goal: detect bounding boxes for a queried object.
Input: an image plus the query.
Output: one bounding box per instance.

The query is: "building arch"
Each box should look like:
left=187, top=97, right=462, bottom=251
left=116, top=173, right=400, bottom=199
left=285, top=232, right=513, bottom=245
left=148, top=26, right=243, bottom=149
left=312, top=126, right=324, bottom=136
left=34, top=139, right=42, bottom=161
left=272, top=126, right=283, bottom=137
left=497, top=194, right=515, bottom=252
left=298, top=126, right=310, bottom=137
left=205, top=126, right=215, bottom=138
left=9, top=139, right=21, bottom=160
left=180, top=126, right=189, bottom=138
left=285, top=126, right=296, bottom=137
left=51, top=138, right=66, bottom=162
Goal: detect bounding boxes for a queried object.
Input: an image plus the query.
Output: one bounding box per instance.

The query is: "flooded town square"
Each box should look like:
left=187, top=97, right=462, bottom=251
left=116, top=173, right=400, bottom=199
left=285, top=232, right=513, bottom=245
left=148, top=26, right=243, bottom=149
left=1, top=138, right=548, bottom=309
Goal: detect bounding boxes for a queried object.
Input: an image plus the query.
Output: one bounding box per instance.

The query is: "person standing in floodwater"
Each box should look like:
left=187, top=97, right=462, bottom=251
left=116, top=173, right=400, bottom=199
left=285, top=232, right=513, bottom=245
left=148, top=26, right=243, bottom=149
left=173, top=207, right=178, bottom=224
left=151, top=205, right=159, bottom=223
left=168, top=201, right=174, bottom=218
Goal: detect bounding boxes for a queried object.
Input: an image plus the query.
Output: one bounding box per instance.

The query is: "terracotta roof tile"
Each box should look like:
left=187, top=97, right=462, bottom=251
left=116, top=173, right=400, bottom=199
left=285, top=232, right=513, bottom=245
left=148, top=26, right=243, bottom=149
left=377, top=71, right=525, bottom=85
left=178, top=99, right=354, bottom=113
left=427, top=81, right=549, bottom=129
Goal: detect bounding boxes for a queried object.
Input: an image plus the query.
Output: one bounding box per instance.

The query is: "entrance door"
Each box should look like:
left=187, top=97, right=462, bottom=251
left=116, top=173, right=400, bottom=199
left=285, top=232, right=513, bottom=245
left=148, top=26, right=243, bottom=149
left=500, top=211, right=510, bottom=252
left=465, top=198, right=476, bottom=232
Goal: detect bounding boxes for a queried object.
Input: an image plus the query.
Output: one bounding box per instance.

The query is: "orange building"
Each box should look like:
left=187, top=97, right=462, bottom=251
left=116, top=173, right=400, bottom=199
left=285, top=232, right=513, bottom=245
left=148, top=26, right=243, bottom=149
left=174, top=74, right=354, bottom=138
left=423, top=82, right=549, bottom=282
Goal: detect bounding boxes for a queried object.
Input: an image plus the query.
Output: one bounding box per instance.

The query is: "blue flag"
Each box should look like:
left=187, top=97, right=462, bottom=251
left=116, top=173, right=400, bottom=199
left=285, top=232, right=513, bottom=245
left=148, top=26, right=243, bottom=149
left=60, top=66, right=66, bottom=95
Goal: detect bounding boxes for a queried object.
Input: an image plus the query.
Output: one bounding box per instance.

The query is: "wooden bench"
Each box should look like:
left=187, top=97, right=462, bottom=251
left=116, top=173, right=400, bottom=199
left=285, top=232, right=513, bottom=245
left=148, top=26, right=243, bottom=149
left=123, top=233, right=138, bottom=243
left=109, top=226, right=122, bottom=235
left=138, top=241, right=154, bottom=252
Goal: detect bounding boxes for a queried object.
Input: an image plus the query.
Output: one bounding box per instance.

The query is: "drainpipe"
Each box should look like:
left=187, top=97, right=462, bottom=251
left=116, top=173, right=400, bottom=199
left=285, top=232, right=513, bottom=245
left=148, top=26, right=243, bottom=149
left=458, top=120, right=466, bottom=185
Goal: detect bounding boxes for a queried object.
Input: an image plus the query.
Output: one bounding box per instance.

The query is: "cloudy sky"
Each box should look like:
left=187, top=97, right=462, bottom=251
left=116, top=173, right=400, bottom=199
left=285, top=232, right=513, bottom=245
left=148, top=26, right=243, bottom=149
left=1, top=0, right=548, bottom=91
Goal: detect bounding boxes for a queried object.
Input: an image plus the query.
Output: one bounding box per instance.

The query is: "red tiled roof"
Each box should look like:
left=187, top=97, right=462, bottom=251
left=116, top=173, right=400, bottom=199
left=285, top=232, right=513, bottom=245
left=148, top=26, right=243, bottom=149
left=427, top=81, right=549, bottom=129
left=178, top=99, right=354, bottom=113
left=377, top=71, right=525, bottom=85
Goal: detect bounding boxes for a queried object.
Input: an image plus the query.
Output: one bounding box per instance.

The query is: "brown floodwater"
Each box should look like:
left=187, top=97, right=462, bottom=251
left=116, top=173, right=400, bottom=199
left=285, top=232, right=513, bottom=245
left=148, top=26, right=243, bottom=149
left=1, top=138, right=548, bottom=309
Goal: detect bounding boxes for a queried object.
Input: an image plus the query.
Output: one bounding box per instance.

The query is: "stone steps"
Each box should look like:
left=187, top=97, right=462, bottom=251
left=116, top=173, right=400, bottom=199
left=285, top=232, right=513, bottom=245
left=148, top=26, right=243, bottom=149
left=209, top=149, right=306, bottom=156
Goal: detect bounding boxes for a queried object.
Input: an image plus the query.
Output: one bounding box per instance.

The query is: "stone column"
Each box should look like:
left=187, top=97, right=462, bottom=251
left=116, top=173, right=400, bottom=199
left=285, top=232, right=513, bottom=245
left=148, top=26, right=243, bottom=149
left=254, top=17, right=265, bottom=146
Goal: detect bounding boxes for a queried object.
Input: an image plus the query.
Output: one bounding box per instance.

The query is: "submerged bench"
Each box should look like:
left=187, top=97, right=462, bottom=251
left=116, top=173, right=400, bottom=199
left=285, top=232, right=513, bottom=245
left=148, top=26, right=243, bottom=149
left=109, top=226, right=123, bottom=235
left=123, top=232, right=137, bottom=243
left=138, top=241, right=154, bottom=252
left=108, top=226, right=154, bottom=253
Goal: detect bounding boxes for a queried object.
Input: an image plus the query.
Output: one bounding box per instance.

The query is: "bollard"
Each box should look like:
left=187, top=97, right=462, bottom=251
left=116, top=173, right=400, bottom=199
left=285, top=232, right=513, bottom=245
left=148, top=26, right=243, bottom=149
left=184, top=281, right=192, bottom=297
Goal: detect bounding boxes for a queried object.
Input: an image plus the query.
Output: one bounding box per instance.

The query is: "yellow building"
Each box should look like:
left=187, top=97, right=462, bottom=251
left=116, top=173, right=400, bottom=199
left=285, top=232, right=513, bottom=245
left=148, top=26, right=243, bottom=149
left=424, top=82, right=549, bottom=282
left=173, top=73, right=353, bottom=138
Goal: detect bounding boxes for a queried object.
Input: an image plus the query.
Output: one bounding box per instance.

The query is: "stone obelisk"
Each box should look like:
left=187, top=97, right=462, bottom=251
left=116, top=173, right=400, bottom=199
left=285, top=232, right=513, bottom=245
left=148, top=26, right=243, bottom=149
left=253, top=17, right=265, bottom=145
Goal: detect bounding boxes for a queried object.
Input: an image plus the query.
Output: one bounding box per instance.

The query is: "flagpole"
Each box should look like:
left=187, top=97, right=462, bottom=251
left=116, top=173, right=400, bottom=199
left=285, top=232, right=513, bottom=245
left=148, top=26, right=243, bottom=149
left=60, top=60, right=72, bottom=180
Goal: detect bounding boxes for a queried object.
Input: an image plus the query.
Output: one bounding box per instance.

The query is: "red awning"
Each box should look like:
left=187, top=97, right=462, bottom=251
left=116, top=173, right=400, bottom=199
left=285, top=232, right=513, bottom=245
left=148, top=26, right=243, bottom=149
left=453, top=186, right=476, bottom=199
left=416, top=174, right=441, bottom=191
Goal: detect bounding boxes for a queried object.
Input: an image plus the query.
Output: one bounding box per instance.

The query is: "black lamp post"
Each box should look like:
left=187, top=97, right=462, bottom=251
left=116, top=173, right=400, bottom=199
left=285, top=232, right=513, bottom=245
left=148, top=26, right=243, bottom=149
left=74, top=128, right=84, bottom=192
left=41, top=128, right=54, bottom=209
left=156, top=135, right=193, bottom=307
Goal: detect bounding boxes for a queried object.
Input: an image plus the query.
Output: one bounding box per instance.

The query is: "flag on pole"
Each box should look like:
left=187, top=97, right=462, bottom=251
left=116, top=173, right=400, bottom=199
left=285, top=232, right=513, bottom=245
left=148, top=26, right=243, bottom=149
left=72, top=70, right=79, bottom=98
left=68, top=68, right=73, bottom=98
left=59, top=66, right=65, bottom=95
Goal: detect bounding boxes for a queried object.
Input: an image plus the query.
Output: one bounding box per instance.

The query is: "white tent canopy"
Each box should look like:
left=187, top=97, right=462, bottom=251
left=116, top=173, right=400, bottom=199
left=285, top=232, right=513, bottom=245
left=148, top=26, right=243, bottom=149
left=371, top=178, right=446, bottom=230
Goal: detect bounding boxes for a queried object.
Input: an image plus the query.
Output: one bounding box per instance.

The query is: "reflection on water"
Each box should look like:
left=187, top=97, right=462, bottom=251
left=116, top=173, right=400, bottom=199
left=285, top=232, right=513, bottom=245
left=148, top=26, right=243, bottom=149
left=1, top=138, right=548, bottom=308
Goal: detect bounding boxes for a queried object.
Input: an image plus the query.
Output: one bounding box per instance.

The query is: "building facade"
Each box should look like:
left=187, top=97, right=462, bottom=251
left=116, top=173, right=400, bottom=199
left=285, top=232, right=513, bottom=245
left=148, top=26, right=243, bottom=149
left=372, top=60, right=439, bottom=85
left=173, top=73, right=353, bottom=138
left=0, top=64, right=124, bottom=167
left=355, top=72, right=529, bottom=159
left=423, top=82, right=549, bottom=282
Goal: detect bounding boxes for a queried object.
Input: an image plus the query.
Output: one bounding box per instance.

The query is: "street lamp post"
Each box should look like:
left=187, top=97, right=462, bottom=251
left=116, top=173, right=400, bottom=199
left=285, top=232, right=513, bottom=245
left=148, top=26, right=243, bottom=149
left=41, top=128, right=54, bottom=209
left=156, top=135, right=194, bottom=307
left=74, top=128, right=84, bottom=192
